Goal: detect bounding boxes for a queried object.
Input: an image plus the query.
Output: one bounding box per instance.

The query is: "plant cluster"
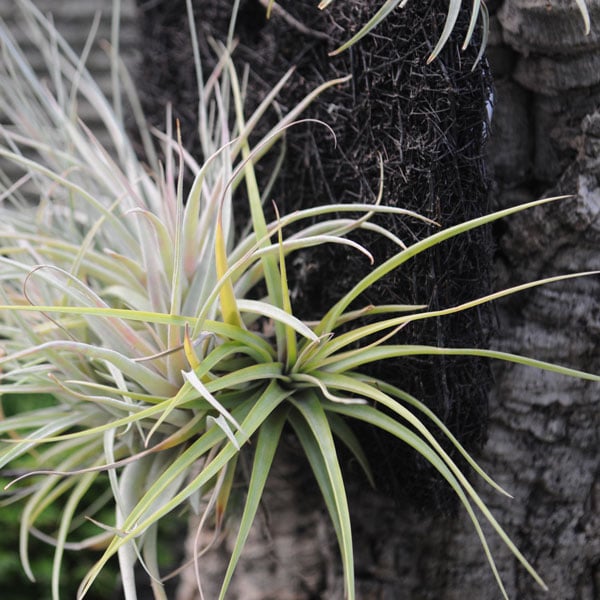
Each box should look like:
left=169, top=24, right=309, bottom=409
left=0, top=2, right=598, bottom=600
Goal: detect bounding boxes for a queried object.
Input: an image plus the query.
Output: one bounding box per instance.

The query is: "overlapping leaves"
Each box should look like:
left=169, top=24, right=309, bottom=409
left=0, top=2, right=598, bottom=600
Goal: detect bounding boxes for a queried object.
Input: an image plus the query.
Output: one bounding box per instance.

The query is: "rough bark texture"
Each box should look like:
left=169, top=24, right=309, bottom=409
left=475, top=3, right=600, bottom=597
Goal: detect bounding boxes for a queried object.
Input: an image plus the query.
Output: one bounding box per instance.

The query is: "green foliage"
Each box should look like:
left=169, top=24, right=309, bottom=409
left=0, top=499, right=113, bottom=600
left=0, top=2, right=598, bottom=600
left=0, top=395, right=118, bottom=600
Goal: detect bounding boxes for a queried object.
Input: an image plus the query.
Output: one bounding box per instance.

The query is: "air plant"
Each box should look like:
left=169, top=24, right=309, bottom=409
left=266, top=0, right=591, bottom=64
left=0, top=2, right=598, bottom=600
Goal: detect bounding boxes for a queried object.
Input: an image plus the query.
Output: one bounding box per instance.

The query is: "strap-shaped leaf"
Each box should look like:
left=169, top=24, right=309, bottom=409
left=215, top=211, right=243, bottom=328
left=576, top=0, right=591, bottom=34
left=327, top=411, right=375, bottom=487
left=321, top=344, right=600, bottom=382
left=324, top=402, right=533, bottom=599
left=316, top=375, right=548, bottom=591
left=218, top=406, right=289, bottom=599
left=427, top=0, right=461, bottom=63
left=317, top=195, right=569, bottom=334
left=352, top=374, right=511, bottom=497
left=329, top=0, right=405, bottom=56
left=310, top=270, right=600, bottom=368
left=289, top=394, right=355, bottom=600
left=78, top=382, right=290, bottom=598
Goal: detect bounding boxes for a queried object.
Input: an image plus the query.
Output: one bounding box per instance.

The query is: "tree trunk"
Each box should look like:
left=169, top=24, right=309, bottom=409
left=131, top=1, right=600, bottom=598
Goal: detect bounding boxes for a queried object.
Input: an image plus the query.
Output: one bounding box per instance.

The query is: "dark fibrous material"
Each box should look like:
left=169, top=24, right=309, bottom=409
left=135, top=0, right=495, bottom=511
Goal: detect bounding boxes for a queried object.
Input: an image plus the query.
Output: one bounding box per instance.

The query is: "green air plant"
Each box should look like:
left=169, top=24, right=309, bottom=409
left=266, top=0, right=592, bottom=63
left=0, top=1, right=598, bottom=600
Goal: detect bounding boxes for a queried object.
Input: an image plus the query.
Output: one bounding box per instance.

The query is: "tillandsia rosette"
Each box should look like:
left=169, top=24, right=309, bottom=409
left=138, top=0, right=498, bottom=510
left=0, top=2, right=598, bottom=600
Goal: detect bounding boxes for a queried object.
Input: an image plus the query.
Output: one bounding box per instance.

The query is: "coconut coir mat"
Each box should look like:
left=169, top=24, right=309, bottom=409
left=135, top=0, right=495, bottom=512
